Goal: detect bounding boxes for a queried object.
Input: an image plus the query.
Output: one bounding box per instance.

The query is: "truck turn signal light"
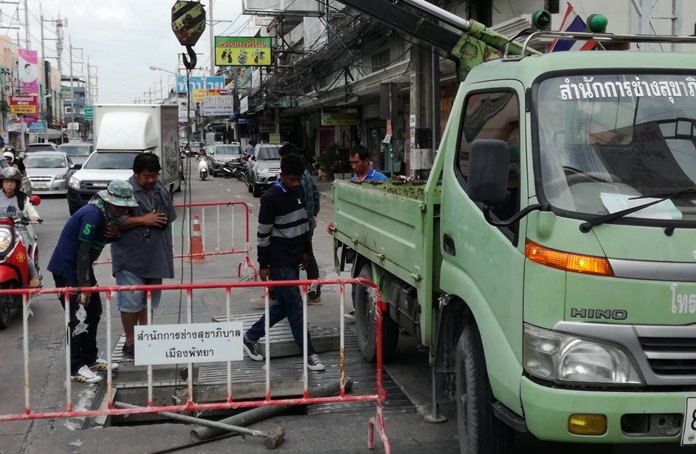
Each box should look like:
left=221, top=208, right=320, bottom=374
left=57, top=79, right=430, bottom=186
left=525, top=240, right=614, bottom=276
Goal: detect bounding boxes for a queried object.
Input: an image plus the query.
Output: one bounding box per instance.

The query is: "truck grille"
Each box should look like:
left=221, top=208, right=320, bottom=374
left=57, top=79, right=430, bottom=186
left=639, top=336, right=696, bottom=376
left=82, top=181, right=110, bottom=190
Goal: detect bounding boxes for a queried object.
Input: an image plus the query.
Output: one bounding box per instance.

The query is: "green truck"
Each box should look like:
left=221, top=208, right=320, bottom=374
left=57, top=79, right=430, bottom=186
left=332, top=7, right=696, bottom=453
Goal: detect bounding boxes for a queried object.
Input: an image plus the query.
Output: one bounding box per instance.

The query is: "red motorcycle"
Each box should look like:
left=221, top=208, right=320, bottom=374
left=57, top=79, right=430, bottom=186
left=0, top=196, right=42, bottom=330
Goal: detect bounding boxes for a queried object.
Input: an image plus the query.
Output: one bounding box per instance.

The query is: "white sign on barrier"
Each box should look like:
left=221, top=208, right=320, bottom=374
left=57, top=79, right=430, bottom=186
left=134, top=322, right=244, bottom=365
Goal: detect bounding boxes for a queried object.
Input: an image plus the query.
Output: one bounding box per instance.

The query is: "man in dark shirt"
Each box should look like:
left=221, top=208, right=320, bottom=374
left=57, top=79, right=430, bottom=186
left=243, top=154, right=325, bottom=371
left=48, top=180, right=138, bottom=383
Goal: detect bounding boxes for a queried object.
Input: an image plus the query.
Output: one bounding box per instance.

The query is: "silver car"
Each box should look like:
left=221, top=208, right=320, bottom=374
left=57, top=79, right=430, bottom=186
left=57, top=142, right=93, bottom=167
left=208, top=143, right=243, bottom=176
left=24, top=151, right=76, bottom=195
left=247, top=144, right=281, bottom=197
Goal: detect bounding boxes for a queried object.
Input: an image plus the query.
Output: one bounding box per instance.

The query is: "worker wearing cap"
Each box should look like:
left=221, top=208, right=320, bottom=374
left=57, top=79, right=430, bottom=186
left=47, top=180, right=138, bottom=384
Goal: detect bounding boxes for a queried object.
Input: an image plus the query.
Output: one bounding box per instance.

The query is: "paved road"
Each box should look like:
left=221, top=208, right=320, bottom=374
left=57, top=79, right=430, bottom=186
left=0, top=162, right=691, bottom=453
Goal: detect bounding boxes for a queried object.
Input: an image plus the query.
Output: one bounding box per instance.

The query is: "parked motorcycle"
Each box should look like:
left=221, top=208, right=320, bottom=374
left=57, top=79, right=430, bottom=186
left=0, top=196, right=42, bottom=330
left=221, top=159, right=247, bottom=180
left=221, top=161, right=234, bottom=179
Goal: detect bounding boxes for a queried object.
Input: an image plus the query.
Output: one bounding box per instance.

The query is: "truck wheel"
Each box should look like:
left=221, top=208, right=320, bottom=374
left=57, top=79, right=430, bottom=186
left=252, top=183, right=262, bottom=198
left=353, top=263, right=399, bottom=363
left=456, top=322, right=513, bottom=454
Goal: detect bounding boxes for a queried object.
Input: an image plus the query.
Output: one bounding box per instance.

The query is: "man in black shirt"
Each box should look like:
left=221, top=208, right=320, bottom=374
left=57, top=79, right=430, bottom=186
left=242, top=154, right=325, bottom=371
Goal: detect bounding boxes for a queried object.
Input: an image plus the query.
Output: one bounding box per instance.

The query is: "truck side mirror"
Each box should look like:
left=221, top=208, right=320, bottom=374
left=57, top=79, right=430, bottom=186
left=468, top=139, right=510, bottom=206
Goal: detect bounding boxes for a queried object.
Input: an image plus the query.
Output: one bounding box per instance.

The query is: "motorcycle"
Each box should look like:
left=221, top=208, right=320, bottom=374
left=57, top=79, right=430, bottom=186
left=221, top=159, right=247, bottom=180
left=198, top=157, right=209, bottom=181
left=221, top=161, right=235, bottom=179
left=238, top=155, right=251, bottom=183
left=0, top=196, right=42, bottom=330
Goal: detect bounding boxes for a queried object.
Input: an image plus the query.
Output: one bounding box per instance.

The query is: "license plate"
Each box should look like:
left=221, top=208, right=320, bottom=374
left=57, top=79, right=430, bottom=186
left=682, top=397, right=696, bottom=445
left=32, top=183, right=48, bottom=189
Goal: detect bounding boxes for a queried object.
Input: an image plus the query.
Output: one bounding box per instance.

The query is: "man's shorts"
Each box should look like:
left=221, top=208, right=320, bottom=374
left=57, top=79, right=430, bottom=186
left=115, top=270, right=163, bottom=313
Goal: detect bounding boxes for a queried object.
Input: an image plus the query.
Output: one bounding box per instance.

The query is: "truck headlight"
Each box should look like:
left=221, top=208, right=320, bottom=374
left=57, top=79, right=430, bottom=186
left=68, top=176, right=80, bottom=189
left=524, top=323, right=642, bottom=385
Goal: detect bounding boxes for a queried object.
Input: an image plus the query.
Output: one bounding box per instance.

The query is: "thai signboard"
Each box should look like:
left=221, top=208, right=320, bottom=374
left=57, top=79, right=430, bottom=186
left=215, top=36, right=271, bottom=67
left=192, top=88, right=227, bottom=103
left=10, top=95, right=38, bottom=114
left=176, top=75, right=226, bottom=94
left=243, top=0, right=323, bottom=16
left=134, top=321, right=243, bottom=366
left=203, top=95, right=234, bottom=117
left=321, top=108, right=361, bottom=126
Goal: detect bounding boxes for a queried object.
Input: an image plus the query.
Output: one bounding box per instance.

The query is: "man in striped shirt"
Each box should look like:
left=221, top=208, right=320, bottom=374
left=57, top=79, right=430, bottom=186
left=243, top=153, right=325, bottom=371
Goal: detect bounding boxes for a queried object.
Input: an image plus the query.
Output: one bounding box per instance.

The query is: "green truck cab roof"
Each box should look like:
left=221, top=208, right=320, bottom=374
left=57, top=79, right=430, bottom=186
left=465, top=51, right=696, bottom=87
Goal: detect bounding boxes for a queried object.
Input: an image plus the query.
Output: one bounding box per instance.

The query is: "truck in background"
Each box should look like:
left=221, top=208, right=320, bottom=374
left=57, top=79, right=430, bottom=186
left=332, top=2, right=696, bottom=452
left=67, top=104, right=182, bottom=214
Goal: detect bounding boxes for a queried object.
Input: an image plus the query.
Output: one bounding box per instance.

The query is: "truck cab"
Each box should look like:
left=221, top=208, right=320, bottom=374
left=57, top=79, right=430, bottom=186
left=333, top=45, right=696, bottom=450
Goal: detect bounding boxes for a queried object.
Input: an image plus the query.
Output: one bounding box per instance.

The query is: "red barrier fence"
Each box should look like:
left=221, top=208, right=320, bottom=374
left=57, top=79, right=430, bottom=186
left=0, top=278, right=390, bottom=452
left=95, top=201, right=257, bottom=279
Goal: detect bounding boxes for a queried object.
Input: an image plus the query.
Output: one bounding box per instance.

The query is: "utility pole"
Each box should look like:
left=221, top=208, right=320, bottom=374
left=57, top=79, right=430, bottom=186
left=209, top=0, right=215, bottom=76
left=69, top=37, right=74, bottom=139
left=22, top=0, right=28, bottom=48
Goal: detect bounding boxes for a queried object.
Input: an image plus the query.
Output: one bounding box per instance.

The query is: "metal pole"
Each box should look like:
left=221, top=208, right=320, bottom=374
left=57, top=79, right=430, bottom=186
left=209, top=0, right=215, bottom=76
left=69, top=38, right=74, bottom=140
left=40, top=12, right=47, bottom=142
left=23, top=0, right=29, bottom=49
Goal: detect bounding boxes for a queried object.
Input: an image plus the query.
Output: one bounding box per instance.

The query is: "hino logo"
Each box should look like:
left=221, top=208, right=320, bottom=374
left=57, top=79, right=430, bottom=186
left=570, top=308, right=628, bottom=320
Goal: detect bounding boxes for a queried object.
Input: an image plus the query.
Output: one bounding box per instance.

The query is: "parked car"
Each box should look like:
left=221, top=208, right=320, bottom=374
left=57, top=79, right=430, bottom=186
left=208, top=143, right=243, bottom=176
left=57, top=142, right=93, bottom=167
left=24, top=151, right=76, bottom=195
left=24, top=142, right=58, bottom=154
left=247, top=144, right=281, bottom=197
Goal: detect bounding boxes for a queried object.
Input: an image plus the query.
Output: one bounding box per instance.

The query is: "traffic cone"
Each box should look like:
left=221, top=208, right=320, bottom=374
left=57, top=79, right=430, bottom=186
left=187, top=214, right=206, bottom=263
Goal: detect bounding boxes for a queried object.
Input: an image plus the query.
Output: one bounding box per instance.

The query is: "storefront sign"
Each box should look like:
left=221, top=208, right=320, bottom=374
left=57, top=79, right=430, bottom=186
left=9, top=95, right=38, bottom=114
left=215, top=36, right=272, bottom=66
left=176, top=75, right=226, bottom=94
left=321, top=108, right=360, bottom=126
left=203, top=95, right=234, bottom=117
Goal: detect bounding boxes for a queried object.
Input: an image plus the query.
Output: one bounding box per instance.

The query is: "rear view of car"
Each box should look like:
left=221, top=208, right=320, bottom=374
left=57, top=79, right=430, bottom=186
left=25, top=151, right=75, bottom=195
left=24, top=143, right=58, bottom=154
left=57, top=142, right=92, bottom=167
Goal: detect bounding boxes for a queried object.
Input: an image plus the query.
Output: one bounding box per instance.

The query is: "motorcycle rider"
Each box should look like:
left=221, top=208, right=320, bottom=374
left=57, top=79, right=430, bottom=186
left=0, top=167, right=41, bottom=287
left=198, top=149, right=212, bottom=178
left=4, top=149, right=26, bottom=176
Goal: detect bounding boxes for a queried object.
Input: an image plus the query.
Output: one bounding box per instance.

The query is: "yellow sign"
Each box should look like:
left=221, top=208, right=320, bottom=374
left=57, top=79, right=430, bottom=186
left=192, top=89, right=225, bottom=103
left=269, top=133, right=281, bottom=144
left=215, top=37, right=271, bottom=66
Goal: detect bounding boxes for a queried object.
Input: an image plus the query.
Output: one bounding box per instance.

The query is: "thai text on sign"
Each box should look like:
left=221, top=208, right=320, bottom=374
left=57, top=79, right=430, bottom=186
left=134, top=321, right=243, bottom=365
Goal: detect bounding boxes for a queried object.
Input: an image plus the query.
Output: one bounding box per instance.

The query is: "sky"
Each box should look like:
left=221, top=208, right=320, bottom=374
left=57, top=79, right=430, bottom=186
left=10, top=0, right=259, bottom=103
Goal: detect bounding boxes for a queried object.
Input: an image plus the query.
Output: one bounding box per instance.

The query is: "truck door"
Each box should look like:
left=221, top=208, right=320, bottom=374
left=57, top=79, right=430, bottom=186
left=439, top=81, right=526, bottom=396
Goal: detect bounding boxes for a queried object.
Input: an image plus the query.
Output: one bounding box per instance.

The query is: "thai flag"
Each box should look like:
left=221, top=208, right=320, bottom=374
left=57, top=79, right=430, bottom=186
left=549, top=2, right=597, bottom=52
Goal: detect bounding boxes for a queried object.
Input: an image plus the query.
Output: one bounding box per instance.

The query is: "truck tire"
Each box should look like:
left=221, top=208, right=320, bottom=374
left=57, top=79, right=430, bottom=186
left=252, top=183, right=262, bottom=198
left=456, top=322, right=513, bottom=454
left=353, top=263, right=399, bottom=363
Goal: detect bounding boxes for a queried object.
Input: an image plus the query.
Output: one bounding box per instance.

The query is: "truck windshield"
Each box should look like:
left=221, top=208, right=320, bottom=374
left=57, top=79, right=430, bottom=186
left=83, top=152, right=140, bottom=170
left=536, top=73, right=696, bottom=223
